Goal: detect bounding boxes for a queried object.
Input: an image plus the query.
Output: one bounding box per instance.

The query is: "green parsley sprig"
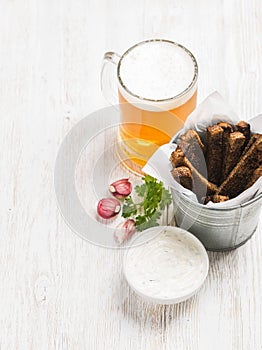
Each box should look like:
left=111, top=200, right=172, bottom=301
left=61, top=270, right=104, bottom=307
left=122, top=175, right=172, bottom=231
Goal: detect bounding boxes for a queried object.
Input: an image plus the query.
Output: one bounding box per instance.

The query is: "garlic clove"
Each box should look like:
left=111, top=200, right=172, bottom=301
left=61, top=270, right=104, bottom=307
left=114, top=219, right=136, bottom=244
left=109, top=178, right=132, bottom=199
left=97, top=198, right=121, bottom=219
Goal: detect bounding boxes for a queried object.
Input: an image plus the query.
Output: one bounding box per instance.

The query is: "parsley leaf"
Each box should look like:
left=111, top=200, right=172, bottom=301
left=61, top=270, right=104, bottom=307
left=122, top=196, right=137, bottom=218
left=135, top=183, right=147, bottom=197
left=122, top=175, right=172, bottom=231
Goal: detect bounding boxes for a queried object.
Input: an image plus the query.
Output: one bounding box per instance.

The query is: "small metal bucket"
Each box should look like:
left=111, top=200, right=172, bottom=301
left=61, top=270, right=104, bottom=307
left=171, top=189, right=262, bottom=251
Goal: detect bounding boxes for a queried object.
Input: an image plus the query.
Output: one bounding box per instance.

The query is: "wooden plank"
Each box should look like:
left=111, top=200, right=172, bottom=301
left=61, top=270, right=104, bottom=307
left=0, top=0, right=261, bottom=349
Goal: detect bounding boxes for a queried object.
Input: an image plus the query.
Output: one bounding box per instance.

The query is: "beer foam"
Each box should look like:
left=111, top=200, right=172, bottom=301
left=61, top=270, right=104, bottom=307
left=118, top=41, right=197, bottom=110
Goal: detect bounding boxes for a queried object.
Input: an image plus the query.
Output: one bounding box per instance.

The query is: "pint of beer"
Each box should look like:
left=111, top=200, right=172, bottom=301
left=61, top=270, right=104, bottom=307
left=101, top=39, right=198, bottom=174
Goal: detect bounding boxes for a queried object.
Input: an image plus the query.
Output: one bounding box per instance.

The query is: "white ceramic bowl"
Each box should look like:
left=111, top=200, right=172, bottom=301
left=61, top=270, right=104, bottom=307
left=123, top=226, right=209, bottom=304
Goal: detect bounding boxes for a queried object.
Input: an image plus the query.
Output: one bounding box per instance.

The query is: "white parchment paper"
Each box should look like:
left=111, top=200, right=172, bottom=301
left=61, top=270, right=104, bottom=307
left=143, top=92, right=262, bottom=208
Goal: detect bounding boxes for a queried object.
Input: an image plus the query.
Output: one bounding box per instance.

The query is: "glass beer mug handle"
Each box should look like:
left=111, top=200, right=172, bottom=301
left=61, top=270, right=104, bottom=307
left=101, top=52, right=121, bottom=109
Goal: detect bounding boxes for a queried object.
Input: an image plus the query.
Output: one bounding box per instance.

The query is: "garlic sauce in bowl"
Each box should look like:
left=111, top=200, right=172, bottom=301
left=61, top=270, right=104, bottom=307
left=123, top=226, right=209, bottom=304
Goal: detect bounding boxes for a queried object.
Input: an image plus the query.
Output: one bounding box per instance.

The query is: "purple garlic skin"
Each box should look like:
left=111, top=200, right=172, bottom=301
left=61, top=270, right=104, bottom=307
left=114, top=219, right=136, bottom=244
left=97, top=198, right=121, bottom=219
left=109, top=178, right=132, bottom=199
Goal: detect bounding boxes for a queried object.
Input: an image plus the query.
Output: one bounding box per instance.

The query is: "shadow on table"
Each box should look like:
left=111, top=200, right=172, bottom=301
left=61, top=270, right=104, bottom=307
left=118, top=277, right=199, bottom=329
left=118, top=244, right=245, bottom=329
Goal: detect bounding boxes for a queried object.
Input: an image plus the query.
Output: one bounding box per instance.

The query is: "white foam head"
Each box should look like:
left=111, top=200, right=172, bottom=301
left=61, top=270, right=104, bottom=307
left=118, top=40, right=198, bottom=111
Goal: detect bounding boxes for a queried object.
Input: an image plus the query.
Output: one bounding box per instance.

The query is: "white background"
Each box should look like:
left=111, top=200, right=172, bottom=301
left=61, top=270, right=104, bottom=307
left=0, top=0, right=261, bottom=349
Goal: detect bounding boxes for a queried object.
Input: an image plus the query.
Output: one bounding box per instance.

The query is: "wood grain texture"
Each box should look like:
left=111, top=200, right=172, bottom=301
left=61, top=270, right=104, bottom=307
left=0, top=0, right=261, bottom=349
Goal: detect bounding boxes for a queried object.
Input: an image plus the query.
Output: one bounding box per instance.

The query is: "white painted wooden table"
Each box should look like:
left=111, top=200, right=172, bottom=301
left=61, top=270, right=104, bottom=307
left=0, top=0, right=261, bottom=349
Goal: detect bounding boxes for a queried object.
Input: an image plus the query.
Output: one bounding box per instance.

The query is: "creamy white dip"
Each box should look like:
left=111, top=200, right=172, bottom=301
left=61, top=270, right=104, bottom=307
left=124, top=227, right=208, bottom=302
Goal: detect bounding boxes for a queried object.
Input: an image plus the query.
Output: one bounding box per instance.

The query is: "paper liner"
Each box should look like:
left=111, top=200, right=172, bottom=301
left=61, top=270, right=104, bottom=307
left=143, top=92, right=262, bottom=208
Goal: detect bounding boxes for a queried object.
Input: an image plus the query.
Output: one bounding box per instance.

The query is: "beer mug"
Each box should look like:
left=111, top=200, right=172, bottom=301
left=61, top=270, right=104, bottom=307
left=101, top=39, right=198, bottom=174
